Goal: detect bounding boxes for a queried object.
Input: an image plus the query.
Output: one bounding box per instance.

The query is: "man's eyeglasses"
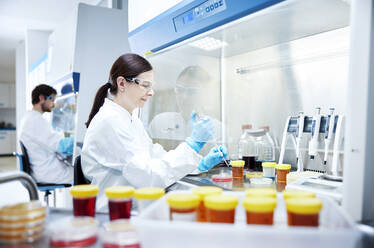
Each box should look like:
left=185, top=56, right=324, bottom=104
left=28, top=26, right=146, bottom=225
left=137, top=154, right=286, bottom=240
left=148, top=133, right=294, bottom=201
left=125, top=77, right=154, bottom=92
left=45, top=95, right=55, bottom=102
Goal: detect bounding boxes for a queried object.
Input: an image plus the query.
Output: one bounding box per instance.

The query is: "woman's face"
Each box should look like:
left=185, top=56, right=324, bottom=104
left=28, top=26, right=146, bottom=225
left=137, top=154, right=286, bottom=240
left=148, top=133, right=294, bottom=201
left=123, top=70, right=154, bottom=110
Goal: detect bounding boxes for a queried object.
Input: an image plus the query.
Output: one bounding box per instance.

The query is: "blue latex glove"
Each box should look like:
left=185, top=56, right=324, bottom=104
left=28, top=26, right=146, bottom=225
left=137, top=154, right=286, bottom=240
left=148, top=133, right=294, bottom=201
left=198, top=145, right=228, bottom=171
left=57, top=136, right=74, bottom=155
left=185, top=110, right=215, bottom=153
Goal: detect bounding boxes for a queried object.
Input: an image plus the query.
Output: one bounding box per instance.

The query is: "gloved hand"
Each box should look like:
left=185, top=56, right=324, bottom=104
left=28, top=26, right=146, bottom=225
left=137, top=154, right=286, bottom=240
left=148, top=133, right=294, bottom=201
left=57, top=136, right=74, bottom=155
left=198, top=145, right=228, bottom=171
left=185, top=110, right=215, bottom=153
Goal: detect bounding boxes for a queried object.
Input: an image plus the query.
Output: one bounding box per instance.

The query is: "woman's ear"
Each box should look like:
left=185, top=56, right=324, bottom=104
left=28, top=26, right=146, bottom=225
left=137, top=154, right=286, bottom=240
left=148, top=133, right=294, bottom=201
left=117, top=76, right=126, bottom=92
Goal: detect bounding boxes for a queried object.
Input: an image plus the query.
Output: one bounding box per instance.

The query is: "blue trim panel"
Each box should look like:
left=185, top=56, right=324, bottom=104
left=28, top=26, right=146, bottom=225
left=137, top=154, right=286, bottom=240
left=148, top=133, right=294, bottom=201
left=50, top=72, right=80, bottom=93
left=29, top=53, right=48, bottom=72
left=128, top=0, right=284, bottom=54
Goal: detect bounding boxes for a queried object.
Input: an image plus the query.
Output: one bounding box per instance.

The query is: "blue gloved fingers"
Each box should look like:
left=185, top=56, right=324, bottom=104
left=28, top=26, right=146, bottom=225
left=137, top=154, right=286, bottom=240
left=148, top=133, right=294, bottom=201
left=190, top=110, right=197, bottom=123
left=57, top=136, right=74, bottom=155
left=218, top=145, right=228, bottom=158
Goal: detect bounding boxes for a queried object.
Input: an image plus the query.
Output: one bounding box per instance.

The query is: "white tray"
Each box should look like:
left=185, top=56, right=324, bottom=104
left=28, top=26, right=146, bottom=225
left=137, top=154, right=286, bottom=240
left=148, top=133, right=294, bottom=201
left=132, top=190, right=360, bottom=248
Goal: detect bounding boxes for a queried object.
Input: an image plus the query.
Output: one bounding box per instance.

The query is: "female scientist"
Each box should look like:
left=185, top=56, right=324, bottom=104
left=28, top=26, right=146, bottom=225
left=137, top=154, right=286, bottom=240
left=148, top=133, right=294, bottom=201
left=81, top=53, right=227, bottom=209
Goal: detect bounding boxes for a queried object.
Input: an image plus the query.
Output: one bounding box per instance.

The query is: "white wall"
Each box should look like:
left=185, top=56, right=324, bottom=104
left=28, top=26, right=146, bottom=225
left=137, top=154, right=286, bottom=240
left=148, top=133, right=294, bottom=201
left=15, top=40, right=26, bottom=152
left=0, top=66, right=15, bottom=83
left=26, top=30, right=51, bottom=70
left=128, top=0, right=183, bottom=32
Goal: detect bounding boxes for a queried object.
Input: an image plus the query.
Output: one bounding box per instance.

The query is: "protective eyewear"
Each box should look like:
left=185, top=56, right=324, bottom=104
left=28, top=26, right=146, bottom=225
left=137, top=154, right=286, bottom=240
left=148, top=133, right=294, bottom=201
left=45, top=95, right=56, bottom=102
left=125, top=77, right=154, bottom=92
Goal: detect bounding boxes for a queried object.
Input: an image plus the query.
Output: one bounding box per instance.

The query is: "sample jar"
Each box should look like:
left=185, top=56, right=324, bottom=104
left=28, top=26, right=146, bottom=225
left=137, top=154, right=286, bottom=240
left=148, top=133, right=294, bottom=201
left=192, top=186, right=222, bottom=222
left=230, top=160, right=245, bottom=179
left=70, top=185, right=99, bottom=217
left=105, top=186, right=134, bottom=221
left=283, top=190, right=315, bottom=200
left=243, top=197, right=277, bottom=225
left=262, top=162, right=276, bottom=179
left=49, top=217, right=98, bottom=248
left=167, top=193, right=199, bottom=221
left=276, top=164, right=291, bottom=183
left=286, top=198, right=322, bottom=227
left=134, top=187, right=165, bottom=213
left=245, top=188, right=276, bottom=198
left=204, top=195, right=238, bottom=223
left=100, top=220, right=141, bottom=248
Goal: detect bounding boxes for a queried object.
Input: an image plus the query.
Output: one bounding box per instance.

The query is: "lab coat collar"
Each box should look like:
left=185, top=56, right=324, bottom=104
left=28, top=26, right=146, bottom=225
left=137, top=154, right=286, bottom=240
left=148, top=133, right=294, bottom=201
left=104, top=98, right=133, bottom=121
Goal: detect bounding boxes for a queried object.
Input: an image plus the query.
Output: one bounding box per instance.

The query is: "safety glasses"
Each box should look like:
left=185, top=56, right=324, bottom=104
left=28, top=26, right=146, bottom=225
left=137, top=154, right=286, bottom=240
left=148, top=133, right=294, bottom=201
left=45, top=95, right=56, bottom=102
left=125, top=77, right=154, bottom=92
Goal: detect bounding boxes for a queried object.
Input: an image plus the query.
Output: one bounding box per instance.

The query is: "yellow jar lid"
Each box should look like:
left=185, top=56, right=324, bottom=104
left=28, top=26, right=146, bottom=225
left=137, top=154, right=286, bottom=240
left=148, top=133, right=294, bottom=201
left=105, top=186, right=134, bottom=199
left=204, top=195, right=238, bottom=211
left=230, top=160, right=245, bottom=167
left=167, top=193, right=199, bottom=209
left=192, top=186, right=222, bottom=200
left=262, top=162, right=276, bottom=168
left=134, top=187, right=165, bottom=200
left=276, top=164, right=291, bottom=170
left=243, top=197, right=277, bottom=213
left=286, top=198, right=322, bottom=214
left=245, top=188, right=276, bottom=198
left=283, top=190, right=315, bottom=200
left=70, top=185, right=99, bottom=198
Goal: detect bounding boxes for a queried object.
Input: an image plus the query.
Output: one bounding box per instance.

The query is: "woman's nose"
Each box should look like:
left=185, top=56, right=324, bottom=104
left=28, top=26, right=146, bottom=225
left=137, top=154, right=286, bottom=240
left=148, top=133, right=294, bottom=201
left=147, top=89, right=154, bottom=96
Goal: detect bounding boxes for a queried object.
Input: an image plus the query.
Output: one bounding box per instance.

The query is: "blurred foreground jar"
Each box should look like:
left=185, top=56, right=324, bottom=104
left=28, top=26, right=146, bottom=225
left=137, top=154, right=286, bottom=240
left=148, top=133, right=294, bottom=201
left=243, top=197, right=277, bottom=225
left=192, top=186, right=222, bottom=222
left=204, top=194, right=238, bottom=223
left=100, top=220, right=141, bottom=248
left=106, top=186, right=134, bottom=221
left=167, top=193, right=199, bottom=221
left=49, top=217, right=98, bottom=248
left=286, top=198, right=322, bottom=227
left=283, top=190, right=315, bottom=200
left=134, top=187, right=165, bottom=213
left=70, top=185, right=99, bottom=217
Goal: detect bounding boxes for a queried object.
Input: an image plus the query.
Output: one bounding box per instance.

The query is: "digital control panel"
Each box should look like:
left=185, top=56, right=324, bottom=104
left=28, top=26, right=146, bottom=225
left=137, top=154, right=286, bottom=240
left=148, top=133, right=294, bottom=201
left=173, top=0, right=227, bottom=31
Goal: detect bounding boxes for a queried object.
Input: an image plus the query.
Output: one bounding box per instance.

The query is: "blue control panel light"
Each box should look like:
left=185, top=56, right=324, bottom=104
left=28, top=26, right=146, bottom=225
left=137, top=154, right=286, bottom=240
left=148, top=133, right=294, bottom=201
left=174, top=0, right=227, bottom=31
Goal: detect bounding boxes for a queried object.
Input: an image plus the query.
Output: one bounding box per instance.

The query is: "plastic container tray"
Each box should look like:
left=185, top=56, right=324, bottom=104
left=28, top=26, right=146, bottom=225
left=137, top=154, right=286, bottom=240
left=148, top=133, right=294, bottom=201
left=132, top=190, right=360, bottom=248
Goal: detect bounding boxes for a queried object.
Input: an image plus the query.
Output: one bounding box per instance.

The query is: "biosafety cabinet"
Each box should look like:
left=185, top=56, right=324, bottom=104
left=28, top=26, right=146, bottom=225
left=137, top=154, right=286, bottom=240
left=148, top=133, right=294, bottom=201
left=129, top=0, right=374, bottom=223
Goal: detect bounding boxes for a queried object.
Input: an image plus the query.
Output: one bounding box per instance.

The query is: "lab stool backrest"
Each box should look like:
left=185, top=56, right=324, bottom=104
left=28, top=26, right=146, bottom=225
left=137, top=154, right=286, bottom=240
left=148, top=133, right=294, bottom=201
left=73, top=155, right=91, bottom=185
left=19, top=141, right=33, bottom=175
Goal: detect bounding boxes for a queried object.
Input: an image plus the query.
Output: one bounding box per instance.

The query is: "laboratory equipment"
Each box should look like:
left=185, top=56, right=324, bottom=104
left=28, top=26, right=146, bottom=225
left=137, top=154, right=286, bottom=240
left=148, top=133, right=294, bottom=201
left=283, top=190, right=315, bottom=200
left=285, top=198, right=322, bottom=227
left=243, top=197, right=277, bottom=225
left=238, top=124, right=256, bottom=170
left=48, top=217, right=99, bottom=247
left=295, top=112, right=305, bottom=171
left=192, top=186, right=222, bottom=222
left=134, top=187, right=165, bottom=213
left=105, top=186, right=134, bottom=221
left=324, top=108, right=335, bottom=165
left=100, top=220, right=141, bottom=248
left=245, top=188, right=276, bottom=198
left=167, top=193, right=199, bottom=221
left=309, top=107, right=322, bottom=160
left=331, top=115, right=345, bottom=178
left=276, top=164, right=291, bottom=183
left=230, top=160, right=244, bottom=178
left=204, top=194, right=238, bottom=223
left=262, top=162, right=276, bottom=179
left=70, top=185, right=99, bottom=217
left=256, top=126, right=276, bottom=167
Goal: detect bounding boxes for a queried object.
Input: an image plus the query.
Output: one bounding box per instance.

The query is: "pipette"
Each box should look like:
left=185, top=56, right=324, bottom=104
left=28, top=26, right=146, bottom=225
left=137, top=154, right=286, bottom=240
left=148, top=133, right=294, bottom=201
left=295, top=111, right=305, bottom=172
left=214, top=143, right=230, bottom=167
left=309, top=107, right=321, bottom=160
left=323, top=108, right=335, bottom=165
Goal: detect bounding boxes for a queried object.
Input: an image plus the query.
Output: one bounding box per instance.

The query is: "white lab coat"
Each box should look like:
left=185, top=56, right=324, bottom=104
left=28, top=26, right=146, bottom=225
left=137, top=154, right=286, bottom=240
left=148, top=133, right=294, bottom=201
left=19, top=110, right=73, bottom=184
left=81, top=99, right=201, bottom=210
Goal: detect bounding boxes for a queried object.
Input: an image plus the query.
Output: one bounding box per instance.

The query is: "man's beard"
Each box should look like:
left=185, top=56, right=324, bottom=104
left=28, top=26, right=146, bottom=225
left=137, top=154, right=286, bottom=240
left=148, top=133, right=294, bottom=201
left=41, top=103, right=52, bottom=112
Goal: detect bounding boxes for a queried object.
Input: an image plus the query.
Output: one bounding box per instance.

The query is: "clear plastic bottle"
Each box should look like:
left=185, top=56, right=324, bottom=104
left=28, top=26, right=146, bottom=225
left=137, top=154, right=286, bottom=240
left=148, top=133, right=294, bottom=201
left=238, top=124, right=257, bottom=171
left=255, top=126, right=276, bottom=171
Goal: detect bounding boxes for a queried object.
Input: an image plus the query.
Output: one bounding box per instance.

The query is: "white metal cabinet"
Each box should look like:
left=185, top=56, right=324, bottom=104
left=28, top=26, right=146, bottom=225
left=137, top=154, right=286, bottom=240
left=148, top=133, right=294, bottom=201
left=9, top=84, right=15, bottom=108
left=0, top=130, right=16, bottom=154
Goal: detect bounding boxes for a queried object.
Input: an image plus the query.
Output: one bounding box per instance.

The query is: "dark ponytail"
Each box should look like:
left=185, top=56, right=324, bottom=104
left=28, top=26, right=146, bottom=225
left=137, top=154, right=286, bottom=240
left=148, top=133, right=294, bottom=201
left=85, top=53, right=153, bottom=128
